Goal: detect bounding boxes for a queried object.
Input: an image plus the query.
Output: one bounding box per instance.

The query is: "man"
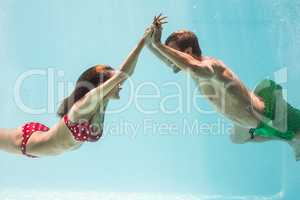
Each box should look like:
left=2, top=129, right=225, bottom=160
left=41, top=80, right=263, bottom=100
left=147, top=15, right=300, bottom=160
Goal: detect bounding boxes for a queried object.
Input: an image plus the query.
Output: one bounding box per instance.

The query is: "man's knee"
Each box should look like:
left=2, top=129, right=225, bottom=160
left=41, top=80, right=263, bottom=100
left=230, top=126, right=250, bottom=144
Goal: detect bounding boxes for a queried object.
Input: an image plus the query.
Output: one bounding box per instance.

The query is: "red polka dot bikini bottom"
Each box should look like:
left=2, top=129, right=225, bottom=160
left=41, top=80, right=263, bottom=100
left=21, top=115, right=102, bottom=158
left=21, top=122, right=49, bottom=158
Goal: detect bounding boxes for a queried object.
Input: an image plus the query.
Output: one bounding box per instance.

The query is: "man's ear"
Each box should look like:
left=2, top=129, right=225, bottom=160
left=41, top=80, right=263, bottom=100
left=184, top=47, right=193, bottom=55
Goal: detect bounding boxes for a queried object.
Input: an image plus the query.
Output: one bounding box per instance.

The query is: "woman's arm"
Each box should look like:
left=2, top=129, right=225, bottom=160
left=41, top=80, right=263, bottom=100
left=118, top=34, right=148, bottom=77
left=68, top=29, right=152, bottom=121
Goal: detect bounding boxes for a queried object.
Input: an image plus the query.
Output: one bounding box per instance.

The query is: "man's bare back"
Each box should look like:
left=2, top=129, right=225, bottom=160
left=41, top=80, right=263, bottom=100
left=192, top=56, right=264, bottom=128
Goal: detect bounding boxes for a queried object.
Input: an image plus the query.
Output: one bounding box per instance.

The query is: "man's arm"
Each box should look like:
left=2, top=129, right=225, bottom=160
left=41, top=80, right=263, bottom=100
left=147, top=43, right=180, bottom=73
left=149, top=24, right=214, bottom=78
left=145, top=15, right=213, bottom=77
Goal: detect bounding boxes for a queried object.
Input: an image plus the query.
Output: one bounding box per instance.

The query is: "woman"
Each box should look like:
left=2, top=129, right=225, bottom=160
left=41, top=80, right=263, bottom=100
left=0, top=26, right=154, bottom=158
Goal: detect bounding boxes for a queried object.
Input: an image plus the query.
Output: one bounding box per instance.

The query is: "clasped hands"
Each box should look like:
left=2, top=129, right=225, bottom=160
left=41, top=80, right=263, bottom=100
left=143, top=14, right=167, bottom=46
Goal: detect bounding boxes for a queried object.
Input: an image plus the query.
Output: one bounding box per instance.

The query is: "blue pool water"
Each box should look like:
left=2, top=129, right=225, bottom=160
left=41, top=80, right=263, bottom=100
left=0, top=0, right=299, bottom=199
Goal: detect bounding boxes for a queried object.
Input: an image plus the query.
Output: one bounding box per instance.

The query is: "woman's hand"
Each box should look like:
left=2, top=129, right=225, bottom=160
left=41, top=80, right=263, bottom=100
left=143, top=24, right=155, bottom=45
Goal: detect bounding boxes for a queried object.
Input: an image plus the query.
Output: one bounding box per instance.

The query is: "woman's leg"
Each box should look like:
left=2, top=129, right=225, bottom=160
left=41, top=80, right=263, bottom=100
left=0, top=128, right=25, bottom=155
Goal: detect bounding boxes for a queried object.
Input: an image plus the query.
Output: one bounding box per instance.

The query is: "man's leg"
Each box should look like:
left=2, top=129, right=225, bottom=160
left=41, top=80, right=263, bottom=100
left=287, top=136, right=300, bottom=161
left=231, top=125, right=273, bottom=143
left=253, top=79, right=300, bottom=140
left=230, top=125, right=250, bottom=144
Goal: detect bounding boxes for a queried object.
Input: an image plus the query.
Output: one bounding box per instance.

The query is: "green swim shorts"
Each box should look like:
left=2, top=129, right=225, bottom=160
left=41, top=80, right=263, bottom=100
left=252, top=79, right=300, bottom=141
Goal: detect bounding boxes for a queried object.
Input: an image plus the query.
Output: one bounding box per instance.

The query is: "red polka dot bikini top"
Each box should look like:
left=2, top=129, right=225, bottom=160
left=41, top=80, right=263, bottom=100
left=63, top=115, right=102, bottom=142
left=21, top=115, right=102, bottom=158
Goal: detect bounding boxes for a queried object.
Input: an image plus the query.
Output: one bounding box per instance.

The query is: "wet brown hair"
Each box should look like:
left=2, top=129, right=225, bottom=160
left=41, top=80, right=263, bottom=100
left=57, top=65, right=114, bottom=118
left=165, top=30, right=202, bottom=57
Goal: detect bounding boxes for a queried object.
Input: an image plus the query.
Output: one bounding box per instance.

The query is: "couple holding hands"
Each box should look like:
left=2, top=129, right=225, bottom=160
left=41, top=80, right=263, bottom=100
left=1, top=15, right=300, bottom=160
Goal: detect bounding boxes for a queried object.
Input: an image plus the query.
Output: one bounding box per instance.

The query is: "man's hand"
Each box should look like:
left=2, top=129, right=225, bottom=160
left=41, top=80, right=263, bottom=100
left=145, top=14, right=181, bottom=73
left=143, top=14, right=167, bottom=45
left=152, top=14, right=167, bottom=43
